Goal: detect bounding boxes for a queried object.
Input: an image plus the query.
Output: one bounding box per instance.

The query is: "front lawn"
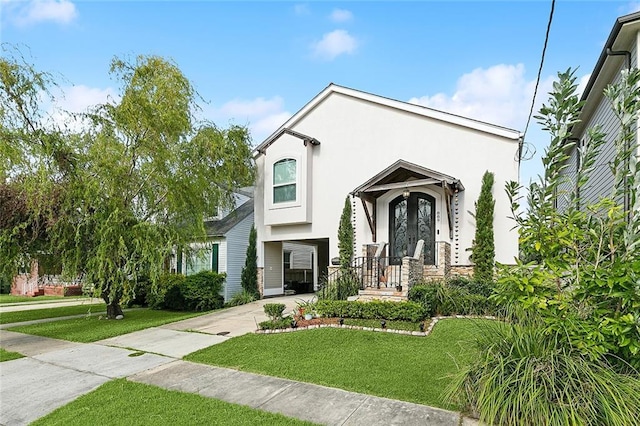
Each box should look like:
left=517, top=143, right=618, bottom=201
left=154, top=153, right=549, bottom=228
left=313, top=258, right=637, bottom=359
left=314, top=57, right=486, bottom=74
left=0, top=347, right=24, bottom=362
left=0, top=303, right=107, bottom=325
left=186, top=318, right=484, bottom=410
left=31, top=379, right=317, bottom=426
left=8, top=309, right=206, bottom=342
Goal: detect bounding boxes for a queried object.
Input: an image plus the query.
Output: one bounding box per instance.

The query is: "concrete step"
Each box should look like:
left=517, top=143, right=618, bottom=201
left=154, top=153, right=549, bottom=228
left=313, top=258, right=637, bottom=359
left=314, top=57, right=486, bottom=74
left=357, top=287, right=408, bottom=302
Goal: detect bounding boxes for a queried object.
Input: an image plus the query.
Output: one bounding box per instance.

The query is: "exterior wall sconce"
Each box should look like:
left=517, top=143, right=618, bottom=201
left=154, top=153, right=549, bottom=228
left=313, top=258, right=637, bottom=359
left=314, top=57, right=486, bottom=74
left=403, top=188, right=410, bottom=199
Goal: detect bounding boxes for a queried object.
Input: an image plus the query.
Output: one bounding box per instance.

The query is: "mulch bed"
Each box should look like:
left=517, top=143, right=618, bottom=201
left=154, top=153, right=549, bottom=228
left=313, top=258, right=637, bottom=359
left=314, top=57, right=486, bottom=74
left=293, top=317, right=340, bottom=328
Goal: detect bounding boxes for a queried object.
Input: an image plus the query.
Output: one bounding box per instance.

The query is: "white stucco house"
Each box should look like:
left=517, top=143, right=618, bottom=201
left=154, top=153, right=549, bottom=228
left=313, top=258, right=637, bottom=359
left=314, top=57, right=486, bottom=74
left=559, top=11, right=640, bottom=213
left=172, top=188, right=254, bottom=302
left=253, top=84, right=521, bottom=297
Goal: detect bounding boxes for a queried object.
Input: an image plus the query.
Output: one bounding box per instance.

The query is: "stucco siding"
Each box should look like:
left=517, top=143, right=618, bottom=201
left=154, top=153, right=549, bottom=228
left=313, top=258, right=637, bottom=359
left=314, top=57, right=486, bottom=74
left=263, top=241, right=283, bottom=295
left=255, top=91, right=520, bottom=267
left=223, top=212, right=254, bottom=301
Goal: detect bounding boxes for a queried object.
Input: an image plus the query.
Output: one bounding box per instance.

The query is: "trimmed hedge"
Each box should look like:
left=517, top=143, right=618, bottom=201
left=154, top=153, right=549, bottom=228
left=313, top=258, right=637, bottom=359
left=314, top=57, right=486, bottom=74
left=258, top=318, right=294, bottom=330
left=147, top=271, right=225, bottom=311
left=315, top=300, right=427, bottom=322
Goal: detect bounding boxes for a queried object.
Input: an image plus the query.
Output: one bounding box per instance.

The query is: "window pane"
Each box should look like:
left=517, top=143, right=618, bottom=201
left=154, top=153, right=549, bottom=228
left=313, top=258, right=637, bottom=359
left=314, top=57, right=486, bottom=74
left=186, top=249, right=212, bottom=275
left=274, top=159, right=296, bottom=185
left=274, top=184, right=296, bottom=203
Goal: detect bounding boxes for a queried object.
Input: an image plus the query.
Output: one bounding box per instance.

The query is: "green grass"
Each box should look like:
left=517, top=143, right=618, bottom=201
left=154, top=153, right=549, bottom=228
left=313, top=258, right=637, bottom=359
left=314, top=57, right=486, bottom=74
left=186, top=318, right=484, bottom=410
left=0, top=303, right=107, bottom=324
left=8, top=309, right=206, bottom=342
left=0, top=347, right=24, bottom=362
left=0, top=294, right=88, bottom=304
left=31, top=379, right=318, bottom=426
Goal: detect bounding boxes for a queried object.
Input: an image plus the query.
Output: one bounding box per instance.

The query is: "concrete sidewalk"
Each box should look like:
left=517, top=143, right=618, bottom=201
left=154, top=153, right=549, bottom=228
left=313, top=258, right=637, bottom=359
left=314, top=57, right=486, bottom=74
left=0, top=295, right=478, bottom=425
left=0, top=297, right=105, bottom=312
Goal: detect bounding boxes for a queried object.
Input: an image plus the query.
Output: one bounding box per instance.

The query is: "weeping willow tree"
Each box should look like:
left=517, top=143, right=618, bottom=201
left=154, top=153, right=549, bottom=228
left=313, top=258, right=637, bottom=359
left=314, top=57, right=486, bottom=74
left=0, top=46, right=254, bottom=318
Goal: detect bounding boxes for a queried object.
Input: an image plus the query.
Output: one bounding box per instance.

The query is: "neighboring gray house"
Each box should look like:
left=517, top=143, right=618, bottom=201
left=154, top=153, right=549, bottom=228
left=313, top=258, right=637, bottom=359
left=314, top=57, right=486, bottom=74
left=559, top=11, right=640, bottom=212
left=173, top=188, right=254, bottom=301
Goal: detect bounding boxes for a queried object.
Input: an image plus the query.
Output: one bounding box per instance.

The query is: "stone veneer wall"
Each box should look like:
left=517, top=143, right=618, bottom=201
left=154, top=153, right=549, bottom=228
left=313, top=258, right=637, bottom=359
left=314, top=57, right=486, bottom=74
left=439, top=241, right=451, bottom=277
left=450, top=265, right=474, bottom=277
left=257, top=267, right=264, bottom=297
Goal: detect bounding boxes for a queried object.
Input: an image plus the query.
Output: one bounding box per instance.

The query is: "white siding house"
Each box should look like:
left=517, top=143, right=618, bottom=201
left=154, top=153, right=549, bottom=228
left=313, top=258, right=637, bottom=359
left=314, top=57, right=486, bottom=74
left=253, top=84, right=521, bottom=297
left=174, top=189, right=254, bottom=301
left=560, top=12, right=640, bottom=212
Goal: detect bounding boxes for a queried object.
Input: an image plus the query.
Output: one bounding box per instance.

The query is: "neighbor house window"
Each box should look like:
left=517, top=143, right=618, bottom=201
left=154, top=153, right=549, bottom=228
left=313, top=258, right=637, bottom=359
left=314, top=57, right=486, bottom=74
left=185, top=244, right=219, bottom=275
left=284, top=251, right=291, bottom=270
left=273, top=158, right=296, bottom=203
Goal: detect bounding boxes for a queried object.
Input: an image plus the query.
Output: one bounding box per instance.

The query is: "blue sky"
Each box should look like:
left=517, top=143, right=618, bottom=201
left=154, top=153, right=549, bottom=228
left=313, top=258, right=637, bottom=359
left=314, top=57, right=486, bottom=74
left=2, top=0, right=639, bottom=187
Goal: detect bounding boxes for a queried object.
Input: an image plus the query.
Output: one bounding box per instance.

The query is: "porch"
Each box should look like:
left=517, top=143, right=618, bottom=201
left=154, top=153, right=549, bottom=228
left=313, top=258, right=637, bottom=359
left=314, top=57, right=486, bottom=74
left=319, top=239, right=451, bottom=302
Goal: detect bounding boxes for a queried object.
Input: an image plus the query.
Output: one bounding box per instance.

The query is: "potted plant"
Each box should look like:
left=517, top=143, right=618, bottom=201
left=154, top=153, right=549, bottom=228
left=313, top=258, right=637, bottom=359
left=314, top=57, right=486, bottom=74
left=296, top=299, right=316, bottom=321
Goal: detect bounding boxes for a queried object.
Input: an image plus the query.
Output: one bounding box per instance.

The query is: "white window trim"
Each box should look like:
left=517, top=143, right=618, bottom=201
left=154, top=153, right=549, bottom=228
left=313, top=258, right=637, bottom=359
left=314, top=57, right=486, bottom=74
left=268, top=154, right=302, bottom=210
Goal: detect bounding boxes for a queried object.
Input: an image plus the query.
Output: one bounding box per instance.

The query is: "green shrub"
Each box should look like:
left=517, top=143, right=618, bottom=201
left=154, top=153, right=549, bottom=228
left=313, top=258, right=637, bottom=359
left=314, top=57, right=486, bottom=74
left=449, top=320, right=640, bottom=425
left=447, top=276, right=493, bottom=297
left=225, top=290, right=257, bottom=307
left=0, top=274, right=11, bottom=294
left=147, top=272, right=224, bottom=311
left=263, top=303, right=286, bottom=321
left=315, top=300, right=426, bottom=322
left=258, top=317, right=295, bottom=330
left=126, top=276, right=151, bottom=307
left=318, top=271, right=360, bottom=301
left=240, top=226, right=259, bottom=297
left=470, top=170, right=495, bottom=284
left=437, top=287, right=496, bottom=316
left=410, top=281, right=496, bottom=317
left=183, top=271, right=225, bottom=311
left=408, top=284, right=439, bottom=316
left=147, top=274, right=186, bottom=310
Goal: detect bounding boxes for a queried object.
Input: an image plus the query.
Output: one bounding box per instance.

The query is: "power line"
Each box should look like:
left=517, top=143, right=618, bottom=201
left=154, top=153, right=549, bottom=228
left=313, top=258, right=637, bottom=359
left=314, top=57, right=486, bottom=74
left=522, top=0, right=556, bottom=144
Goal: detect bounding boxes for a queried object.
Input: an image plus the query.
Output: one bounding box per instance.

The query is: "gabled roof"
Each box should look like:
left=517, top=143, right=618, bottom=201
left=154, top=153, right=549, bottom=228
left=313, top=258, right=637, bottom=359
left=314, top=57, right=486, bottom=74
left=573, top=11, right=640, bottom=136
left=254, top=84, right=522, bottom=157
left=204, top=199, right=253, bottom=237
left=351, top=159, right=464, bottom=200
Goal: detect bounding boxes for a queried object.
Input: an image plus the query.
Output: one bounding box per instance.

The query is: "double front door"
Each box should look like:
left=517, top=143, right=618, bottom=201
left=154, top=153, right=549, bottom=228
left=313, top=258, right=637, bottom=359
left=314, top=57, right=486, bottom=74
left=389, top=192, right=435, bottom=264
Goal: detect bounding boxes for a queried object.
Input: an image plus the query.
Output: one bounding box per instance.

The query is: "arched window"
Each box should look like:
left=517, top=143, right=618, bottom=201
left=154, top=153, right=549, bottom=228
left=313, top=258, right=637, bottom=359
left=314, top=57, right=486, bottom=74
left=273, top=158, right=296, bottom=203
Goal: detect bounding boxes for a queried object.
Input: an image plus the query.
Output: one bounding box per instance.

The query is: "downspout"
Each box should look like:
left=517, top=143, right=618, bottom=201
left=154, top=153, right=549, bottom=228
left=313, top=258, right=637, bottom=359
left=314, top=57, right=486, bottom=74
left=606, top=48, right=632, bottom=217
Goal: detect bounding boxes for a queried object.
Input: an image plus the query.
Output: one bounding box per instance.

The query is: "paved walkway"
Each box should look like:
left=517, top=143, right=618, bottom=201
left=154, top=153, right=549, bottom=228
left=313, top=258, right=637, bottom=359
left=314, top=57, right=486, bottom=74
left=0, top=295, right=477, bottom=426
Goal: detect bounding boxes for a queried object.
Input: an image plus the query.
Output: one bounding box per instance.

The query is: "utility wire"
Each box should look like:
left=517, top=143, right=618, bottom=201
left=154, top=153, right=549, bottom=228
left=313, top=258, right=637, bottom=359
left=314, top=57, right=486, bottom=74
left=522, top=0, right=556, bottom=144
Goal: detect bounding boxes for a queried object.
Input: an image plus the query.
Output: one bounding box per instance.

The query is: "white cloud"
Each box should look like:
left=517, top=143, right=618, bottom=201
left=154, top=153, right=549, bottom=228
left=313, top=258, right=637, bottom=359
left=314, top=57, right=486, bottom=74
left=205, top=96, right=292, bottom=144
left=409, top=63, right=556, bottom=130
left=577, top=73, right=591, bottom=98
left=5, top=0, right=78, bottom=26
left=310, top=29, right=358, bottom=61
left=330, top=8, right=353, bottom=23
left=45, top=85, right=118, bottom=132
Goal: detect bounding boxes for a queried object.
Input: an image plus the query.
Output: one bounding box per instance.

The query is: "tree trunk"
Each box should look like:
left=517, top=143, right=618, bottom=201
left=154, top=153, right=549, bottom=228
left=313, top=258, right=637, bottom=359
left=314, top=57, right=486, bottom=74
left=103, top=295, right=124, bottom=319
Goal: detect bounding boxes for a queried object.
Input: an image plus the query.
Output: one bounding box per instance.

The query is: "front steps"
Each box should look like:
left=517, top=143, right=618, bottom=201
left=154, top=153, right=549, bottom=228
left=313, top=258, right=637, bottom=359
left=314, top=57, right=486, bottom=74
left=356, top=287, right=408, bottom=302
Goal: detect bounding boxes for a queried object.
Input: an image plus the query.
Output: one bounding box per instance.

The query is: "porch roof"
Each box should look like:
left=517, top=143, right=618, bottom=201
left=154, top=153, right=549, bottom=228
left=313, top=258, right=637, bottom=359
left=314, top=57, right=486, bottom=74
left=350, top=159, right=463, bottom=242
left=351, top=159, right=464, bottom=200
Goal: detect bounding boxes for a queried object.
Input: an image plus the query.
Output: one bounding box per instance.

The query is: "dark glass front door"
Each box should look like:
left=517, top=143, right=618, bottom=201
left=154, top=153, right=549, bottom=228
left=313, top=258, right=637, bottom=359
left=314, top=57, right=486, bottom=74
left=389, top=192, right=435, bottom=264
